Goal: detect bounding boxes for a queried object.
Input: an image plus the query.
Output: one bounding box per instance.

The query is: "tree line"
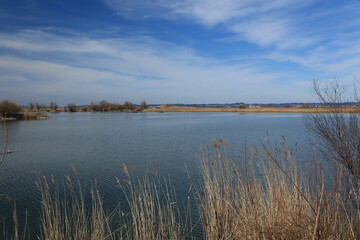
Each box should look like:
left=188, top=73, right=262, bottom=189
left=0, top=99, right=149, bottom=118
left=26, top=100, right=148, bottom=112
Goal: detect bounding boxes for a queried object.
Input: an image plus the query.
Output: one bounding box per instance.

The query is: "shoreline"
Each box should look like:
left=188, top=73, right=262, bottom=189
left=143, top=106, right=360, bottom=113
left=19, top=106, right=360, bottom=115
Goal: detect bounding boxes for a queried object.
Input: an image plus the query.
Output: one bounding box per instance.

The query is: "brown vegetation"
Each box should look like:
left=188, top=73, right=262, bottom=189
left=144, top=105, right=359, bottom=113
left=306, top=79, right=360, bottom=203
left=0, top=100, right=22, bottom=118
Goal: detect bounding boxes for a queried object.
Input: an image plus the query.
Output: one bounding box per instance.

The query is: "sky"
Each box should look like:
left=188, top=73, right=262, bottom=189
left=1, top=0, right=360, bottom=105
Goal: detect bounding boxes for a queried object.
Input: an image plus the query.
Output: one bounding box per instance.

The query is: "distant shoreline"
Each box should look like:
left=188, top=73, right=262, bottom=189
left=143, top=105, right=360, bottom=113
left=18, top=106, right=360, bottom=115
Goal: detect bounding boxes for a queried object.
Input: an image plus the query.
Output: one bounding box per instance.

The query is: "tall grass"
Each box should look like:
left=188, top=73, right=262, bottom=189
left=199, top=138, right=360, bottom=239
left=116, top=165, right=185, bottom=239
left=36, top=172, right=114, bottom=240
left=34, top=166, right=187, bottom=240
left=3, top=138, right=360, bottom=239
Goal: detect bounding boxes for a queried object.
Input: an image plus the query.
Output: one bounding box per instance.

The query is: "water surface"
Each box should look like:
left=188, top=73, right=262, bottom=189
left=0, top=112, right=311, bottom=236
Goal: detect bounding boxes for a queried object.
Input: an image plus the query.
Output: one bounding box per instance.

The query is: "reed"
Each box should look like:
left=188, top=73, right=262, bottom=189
left=116, top=165, right=185, bottom=239
left=198, top=138, right=360, bottom=239
left=36, top=172, right=114, bottom=240
left=34, top=167, right=187, bottom=240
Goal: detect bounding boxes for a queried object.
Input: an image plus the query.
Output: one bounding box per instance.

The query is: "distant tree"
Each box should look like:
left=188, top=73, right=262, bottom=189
left=50, top=101, right=58, bottom=110
left=67, top=103, right=77, bottom=112
left=99, top=100, right=110, bottom=111
left=90, top=102, right=99, bottom=111
left=0, top=100, right=22, bottom=118
left=303, top=103, right=314, bottom=108
left=110, top=102, right=124, bottom=111
left=28, top=102, right=35, bottom=110
left=35, top=103, right=46, bottom=110
left=35, top=103, right=41, bottom=110
left=139, top=100, right=148, bottom=110
left=124, top=101, right=135, bottom=111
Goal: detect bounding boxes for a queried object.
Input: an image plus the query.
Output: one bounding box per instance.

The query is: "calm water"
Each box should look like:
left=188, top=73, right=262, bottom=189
left=0, top=112, right=311, bottom=236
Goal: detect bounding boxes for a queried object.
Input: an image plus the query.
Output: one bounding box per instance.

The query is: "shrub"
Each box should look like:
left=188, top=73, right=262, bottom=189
left=0, top=100, right=22, bottom=118
left=305, top=79, right=360, bottom=198
left=67, top=103, right=77, bottom=112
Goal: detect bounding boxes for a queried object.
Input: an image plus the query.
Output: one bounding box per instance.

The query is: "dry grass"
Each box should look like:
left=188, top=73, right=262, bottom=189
left=36, top=172, right=114, bottom=240
left=116, top=165, right=185, bottom=239
left=33, top=167, right=187, bottom=240
left=22, top=112, right=49, bottom=120
left=143, top=105, right=360, bottom=113
left=198, top=138, right=360, bottom=239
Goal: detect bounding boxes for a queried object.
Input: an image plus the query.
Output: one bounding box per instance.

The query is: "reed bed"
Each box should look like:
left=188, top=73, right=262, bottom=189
left=36, top=173, right=114, bottom=240
left=32, top=167, right=187, bottom=240
left=199, top=138, right=360, bottom=239
left=3, top=138, right=360, bottom=239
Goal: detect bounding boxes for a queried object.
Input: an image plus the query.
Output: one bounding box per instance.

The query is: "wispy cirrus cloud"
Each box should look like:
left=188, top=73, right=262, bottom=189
left=104, top=0, right=316, bottom=49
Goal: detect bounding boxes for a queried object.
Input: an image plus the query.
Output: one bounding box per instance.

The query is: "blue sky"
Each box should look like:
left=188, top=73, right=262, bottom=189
left=1, top=0, right=360, bottom=105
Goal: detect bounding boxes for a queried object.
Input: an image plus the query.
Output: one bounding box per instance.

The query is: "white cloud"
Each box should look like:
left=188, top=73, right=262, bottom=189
left=0, top=29, right=305, bottom=104
left=231, top=17, right=289, bottom=47
left=103, top=0, right=320, bottom=51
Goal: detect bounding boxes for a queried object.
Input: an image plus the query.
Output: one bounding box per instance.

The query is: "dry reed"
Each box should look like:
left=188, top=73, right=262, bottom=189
left=198, top=138, right=360, bottom=239
left=116, top=165, right=185, bottom=239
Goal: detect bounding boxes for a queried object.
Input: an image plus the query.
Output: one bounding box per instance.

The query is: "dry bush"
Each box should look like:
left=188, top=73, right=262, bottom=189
left=0, top=100, right=22, bottom=118
left=305, top=79, right=360, bottom=200
left=67, top=103, right=77, bottom=112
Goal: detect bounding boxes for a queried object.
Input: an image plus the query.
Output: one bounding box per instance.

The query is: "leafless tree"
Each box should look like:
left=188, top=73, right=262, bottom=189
left=28, top=102, right=35, bottom=110
left=90, top=102, right=99, bottom=111
left=305, top=79, right=360, bottom=197
left=139, top=100, right=148, bottom=110
left=67, top=103, right=77, bottom=112
left=35, top=103, right=46, bottom=111
left=124, top=101, right=135, bottom=111
left=49, top=101, right=58, bottom=111
left=0, top=100, right=22, bottom=118
left=99, top=100, right=110, bottom=111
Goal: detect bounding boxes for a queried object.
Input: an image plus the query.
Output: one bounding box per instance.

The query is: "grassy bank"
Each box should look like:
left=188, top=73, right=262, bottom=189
left=3, top=139, right=360, bottom=239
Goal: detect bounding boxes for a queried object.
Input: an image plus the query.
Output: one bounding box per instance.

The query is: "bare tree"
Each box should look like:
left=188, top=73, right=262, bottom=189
left=305, top=79, right=360, bottom=196
left=28, top=102, right=35, bottom=110
left=67, top=103, right=77, bottom=112
left=49, top=101, right=58, bottom=111
left=124, top=101, right=135, bottom=111
left=0, top=100, right=22, bottom=118
left=99, top=100, right=110, bottom=111
left=35, top=103, right=46, bottom=111
left=139, top=100, right=148, bottom=110
left=90, top=102, right=99, bottom=111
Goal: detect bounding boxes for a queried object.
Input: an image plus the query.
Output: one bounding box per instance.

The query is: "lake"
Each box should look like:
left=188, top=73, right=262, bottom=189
left=0, top=112, right=312, bottom=237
